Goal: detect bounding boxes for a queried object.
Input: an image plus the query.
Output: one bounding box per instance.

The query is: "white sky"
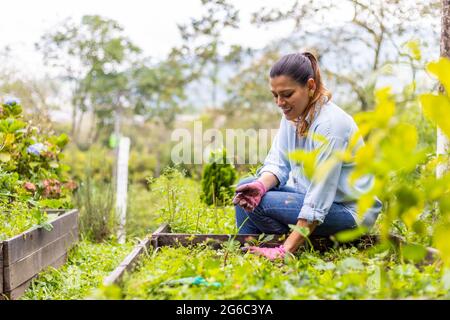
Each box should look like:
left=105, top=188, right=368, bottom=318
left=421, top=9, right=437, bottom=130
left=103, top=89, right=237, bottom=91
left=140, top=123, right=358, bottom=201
left=0, top=0, right=310, bottom=75
left=0, top=1, right=436, bottom=118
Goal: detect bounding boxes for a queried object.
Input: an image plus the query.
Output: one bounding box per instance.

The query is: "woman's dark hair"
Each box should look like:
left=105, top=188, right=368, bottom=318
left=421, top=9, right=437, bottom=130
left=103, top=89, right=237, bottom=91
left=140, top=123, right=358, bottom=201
left=270, top=52, right=332, bottom=136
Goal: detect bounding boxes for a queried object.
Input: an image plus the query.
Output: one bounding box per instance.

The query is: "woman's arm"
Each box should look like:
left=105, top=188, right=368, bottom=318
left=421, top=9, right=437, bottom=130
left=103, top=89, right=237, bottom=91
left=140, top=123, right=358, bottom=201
left=283, top=219, right=317, bottom=253
left=257, top=172, right=279, bottom=192
left=256, top=118, right=291, bottom=188
left=284, top=121, right=350, bottom=254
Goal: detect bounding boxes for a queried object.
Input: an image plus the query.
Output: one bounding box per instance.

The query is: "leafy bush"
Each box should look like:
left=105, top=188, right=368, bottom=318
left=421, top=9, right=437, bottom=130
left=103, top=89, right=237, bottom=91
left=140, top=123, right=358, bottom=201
left=64, top=143, right=113, bottom=184
left=74, top=173, right=115, bottom=242
left=200, top=148, right=237, bottom=206
left=149, top=166, right=235, bottom=234
left=0, top=98, right=76, bottom=240
left=128, top=149, right=157, bottom=186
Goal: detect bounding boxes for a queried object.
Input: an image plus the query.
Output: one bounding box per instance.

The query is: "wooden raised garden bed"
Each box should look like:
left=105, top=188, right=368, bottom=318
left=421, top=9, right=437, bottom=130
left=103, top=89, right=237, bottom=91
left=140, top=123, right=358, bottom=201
left=103, top=223, right=440, bottom=286
left=0, top=209, right=79, bottom=300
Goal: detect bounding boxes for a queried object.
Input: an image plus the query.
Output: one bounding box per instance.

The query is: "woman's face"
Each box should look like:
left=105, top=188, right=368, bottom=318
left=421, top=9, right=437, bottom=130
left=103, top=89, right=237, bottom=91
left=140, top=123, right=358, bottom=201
left=270, top=75, right=315, bottom=121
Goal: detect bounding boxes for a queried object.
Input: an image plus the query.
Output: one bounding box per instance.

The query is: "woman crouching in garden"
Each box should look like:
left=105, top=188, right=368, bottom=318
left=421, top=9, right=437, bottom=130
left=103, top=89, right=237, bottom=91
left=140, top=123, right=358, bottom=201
left=233, top=52, right=383, bottom=260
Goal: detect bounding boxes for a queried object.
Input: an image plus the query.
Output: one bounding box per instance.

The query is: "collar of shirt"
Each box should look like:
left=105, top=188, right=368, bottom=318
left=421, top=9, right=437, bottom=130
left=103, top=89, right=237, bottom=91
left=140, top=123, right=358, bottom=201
left=288, top=96, right=328, bottom=129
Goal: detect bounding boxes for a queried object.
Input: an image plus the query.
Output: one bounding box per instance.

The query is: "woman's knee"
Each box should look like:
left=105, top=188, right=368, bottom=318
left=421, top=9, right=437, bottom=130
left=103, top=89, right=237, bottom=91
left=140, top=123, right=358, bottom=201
left=313, top=211, right=357, bottom=236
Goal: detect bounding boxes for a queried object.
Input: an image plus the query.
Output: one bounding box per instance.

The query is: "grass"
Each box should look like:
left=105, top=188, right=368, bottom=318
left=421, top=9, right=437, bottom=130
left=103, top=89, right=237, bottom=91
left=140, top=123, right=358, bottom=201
left=109, top=244, right=449, bottom=300
left=126, top=183, right=166, bottom=238
left=148, top=169, right=236, bottom=234
left=0, top=202, right=40, bottom=241
left=21, top=239, right=133, bottom=300
left=96, top=171, right=450, bottom=300
left=0, top=202, right=59, bottom=241
left=21, top=170, right=450, bottom=300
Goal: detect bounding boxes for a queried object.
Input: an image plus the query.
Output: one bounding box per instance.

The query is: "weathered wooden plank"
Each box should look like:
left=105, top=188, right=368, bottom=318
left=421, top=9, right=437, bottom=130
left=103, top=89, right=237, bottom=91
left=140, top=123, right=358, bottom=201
left=149, top=223, right=400, bottom=250
left=151, top=232, right=409, bottom=252
left=150, top=223, right=172, bottom=248
left=44, top=209, right=70, bottom=214
left=3, top=227, right=78, bottom=291
left=103, top=237, right=151, bottom=286
left=152, top=233, right=290, bottom=250
left=3, top=209, right=78, bottom=266
left=152, top=223, right=171, bottom=235
left=104, top=224, right=172, bottom=286
left=5, top=252, right=68, bottom=300
left=152, top=233, right=328, bottom=251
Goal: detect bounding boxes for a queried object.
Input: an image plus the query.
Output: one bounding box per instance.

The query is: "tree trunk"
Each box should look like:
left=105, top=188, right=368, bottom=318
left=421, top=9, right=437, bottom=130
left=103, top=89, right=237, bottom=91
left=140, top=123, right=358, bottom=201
left=442, top=1, right=450, bottom=58
left=437, top=0, right=450, bottom=178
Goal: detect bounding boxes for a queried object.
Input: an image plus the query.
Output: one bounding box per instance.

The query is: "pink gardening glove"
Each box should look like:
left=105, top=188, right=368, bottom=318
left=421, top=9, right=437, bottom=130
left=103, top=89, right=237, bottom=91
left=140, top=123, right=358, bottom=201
left=244, top=245, right=286, bottom=260
left=232, top=180, right=267, bottom=212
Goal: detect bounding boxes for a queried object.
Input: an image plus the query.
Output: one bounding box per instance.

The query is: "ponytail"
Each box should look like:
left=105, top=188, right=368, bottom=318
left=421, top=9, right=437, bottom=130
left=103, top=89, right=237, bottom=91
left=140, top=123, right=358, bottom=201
left=297, top=51, right=332, bottom=136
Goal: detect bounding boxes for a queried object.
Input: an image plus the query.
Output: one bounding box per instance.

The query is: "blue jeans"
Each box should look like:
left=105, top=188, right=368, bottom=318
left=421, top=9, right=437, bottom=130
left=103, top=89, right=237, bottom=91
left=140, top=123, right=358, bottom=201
left=234, top=177, right=358, bottom=236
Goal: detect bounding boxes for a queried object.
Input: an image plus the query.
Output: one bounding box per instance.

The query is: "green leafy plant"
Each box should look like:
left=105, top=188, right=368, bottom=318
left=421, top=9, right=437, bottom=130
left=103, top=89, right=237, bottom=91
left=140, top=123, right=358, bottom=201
left=116, top=245, right=448, bottom=300
left=200, top=148, right=237, bottom=206
left=0, top=98, right=76, bottom=240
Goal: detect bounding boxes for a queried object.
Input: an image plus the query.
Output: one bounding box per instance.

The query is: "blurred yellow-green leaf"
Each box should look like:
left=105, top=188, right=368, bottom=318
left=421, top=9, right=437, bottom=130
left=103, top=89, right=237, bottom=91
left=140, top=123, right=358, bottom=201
left=0, top=152, right=11, bottom=162
left=426, top=57, right=450, bottom=95
left=335, top=226, right=368, bottom=243
left=289, top=149, right=320, bottom=180
left=420, top=94, right=450, bottom=138
left=433, top=222, right=450, bottom=267
left=401, top=243, right=427, bottom=263
left=403, top=39, right=422, bottom=61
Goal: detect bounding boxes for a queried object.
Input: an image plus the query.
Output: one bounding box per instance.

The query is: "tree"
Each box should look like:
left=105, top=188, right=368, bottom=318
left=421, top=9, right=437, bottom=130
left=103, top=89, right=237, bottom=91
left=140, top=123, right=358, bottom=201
left=222, top=48, right=281, bottom=130
left=37, top=15, right=141, bottom=146
left=251, top=0, right=440, bottom=111
left=0, top=47, right=58, bottom=132
left=0, top=74, right=58, bottom=132
left=176, top=0, right=250, bottom=108
left=131, top=53, right=193, bottom=129
left=129, top=52, right=196, bottom=176
left=437, top=0, right=450, bottom=178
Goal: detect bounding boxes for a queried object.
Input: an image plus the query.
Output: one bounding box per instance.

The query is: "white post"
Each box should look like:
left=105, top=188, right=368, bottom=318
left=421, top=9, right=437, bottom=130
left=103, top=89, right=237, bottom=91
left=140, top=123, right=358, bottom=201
left=116, top=136, right=131, bottom=244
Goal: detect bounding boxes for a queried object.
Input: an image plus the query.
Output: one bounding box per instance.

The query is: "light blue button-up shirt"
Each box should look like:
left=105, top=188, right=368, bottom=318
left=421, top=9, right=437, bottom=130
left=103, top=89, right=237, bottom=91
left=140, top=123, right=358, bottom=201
left=257, top=99, right=382, bottom=227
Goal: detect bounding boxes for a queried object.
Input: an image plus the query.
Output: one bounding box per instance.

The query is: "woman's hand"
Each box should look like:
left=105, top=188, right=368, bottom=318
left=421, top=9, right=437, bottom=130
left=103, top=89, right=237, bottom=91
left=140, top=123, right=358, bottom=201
left=283, top=218, right=317, bottom=253
left=232, top=180, right=267, bottom=212
left=244, top=219, right=317, bottom=261
left=243, top=245, right=287, bottom=260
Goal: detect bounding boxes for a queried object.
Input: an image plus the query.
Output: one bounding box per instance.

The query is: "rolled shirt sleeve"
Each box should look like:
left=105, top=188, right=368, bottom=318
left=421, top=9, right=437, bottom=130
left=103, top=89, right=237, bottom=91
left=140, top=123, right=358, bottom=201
left=298, top=120, right=350, bottom=225
left=256, top=118, right=291, bottom=188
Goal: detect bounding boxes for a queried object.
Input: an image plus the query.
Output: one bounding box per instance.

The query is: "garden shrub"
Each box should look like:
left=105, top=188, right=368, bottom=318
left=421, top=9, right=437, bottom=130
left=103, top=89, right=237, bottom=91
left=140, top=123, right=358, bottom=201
left=149, top=166, right=235, bottom=234
left=0, top=97, right=75, bottom=240
left=200, top=148, right=237, bottom=206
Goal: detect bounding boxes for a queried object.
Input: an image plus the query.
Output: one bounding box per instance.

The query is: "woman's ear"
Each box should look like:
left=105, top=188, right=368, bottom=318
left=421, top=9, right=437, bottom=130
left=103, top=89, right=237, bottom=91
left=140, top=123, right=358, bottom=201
left=307, top=78, right=316, bottom=97
left=307, top=78, right=316, bottom=92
